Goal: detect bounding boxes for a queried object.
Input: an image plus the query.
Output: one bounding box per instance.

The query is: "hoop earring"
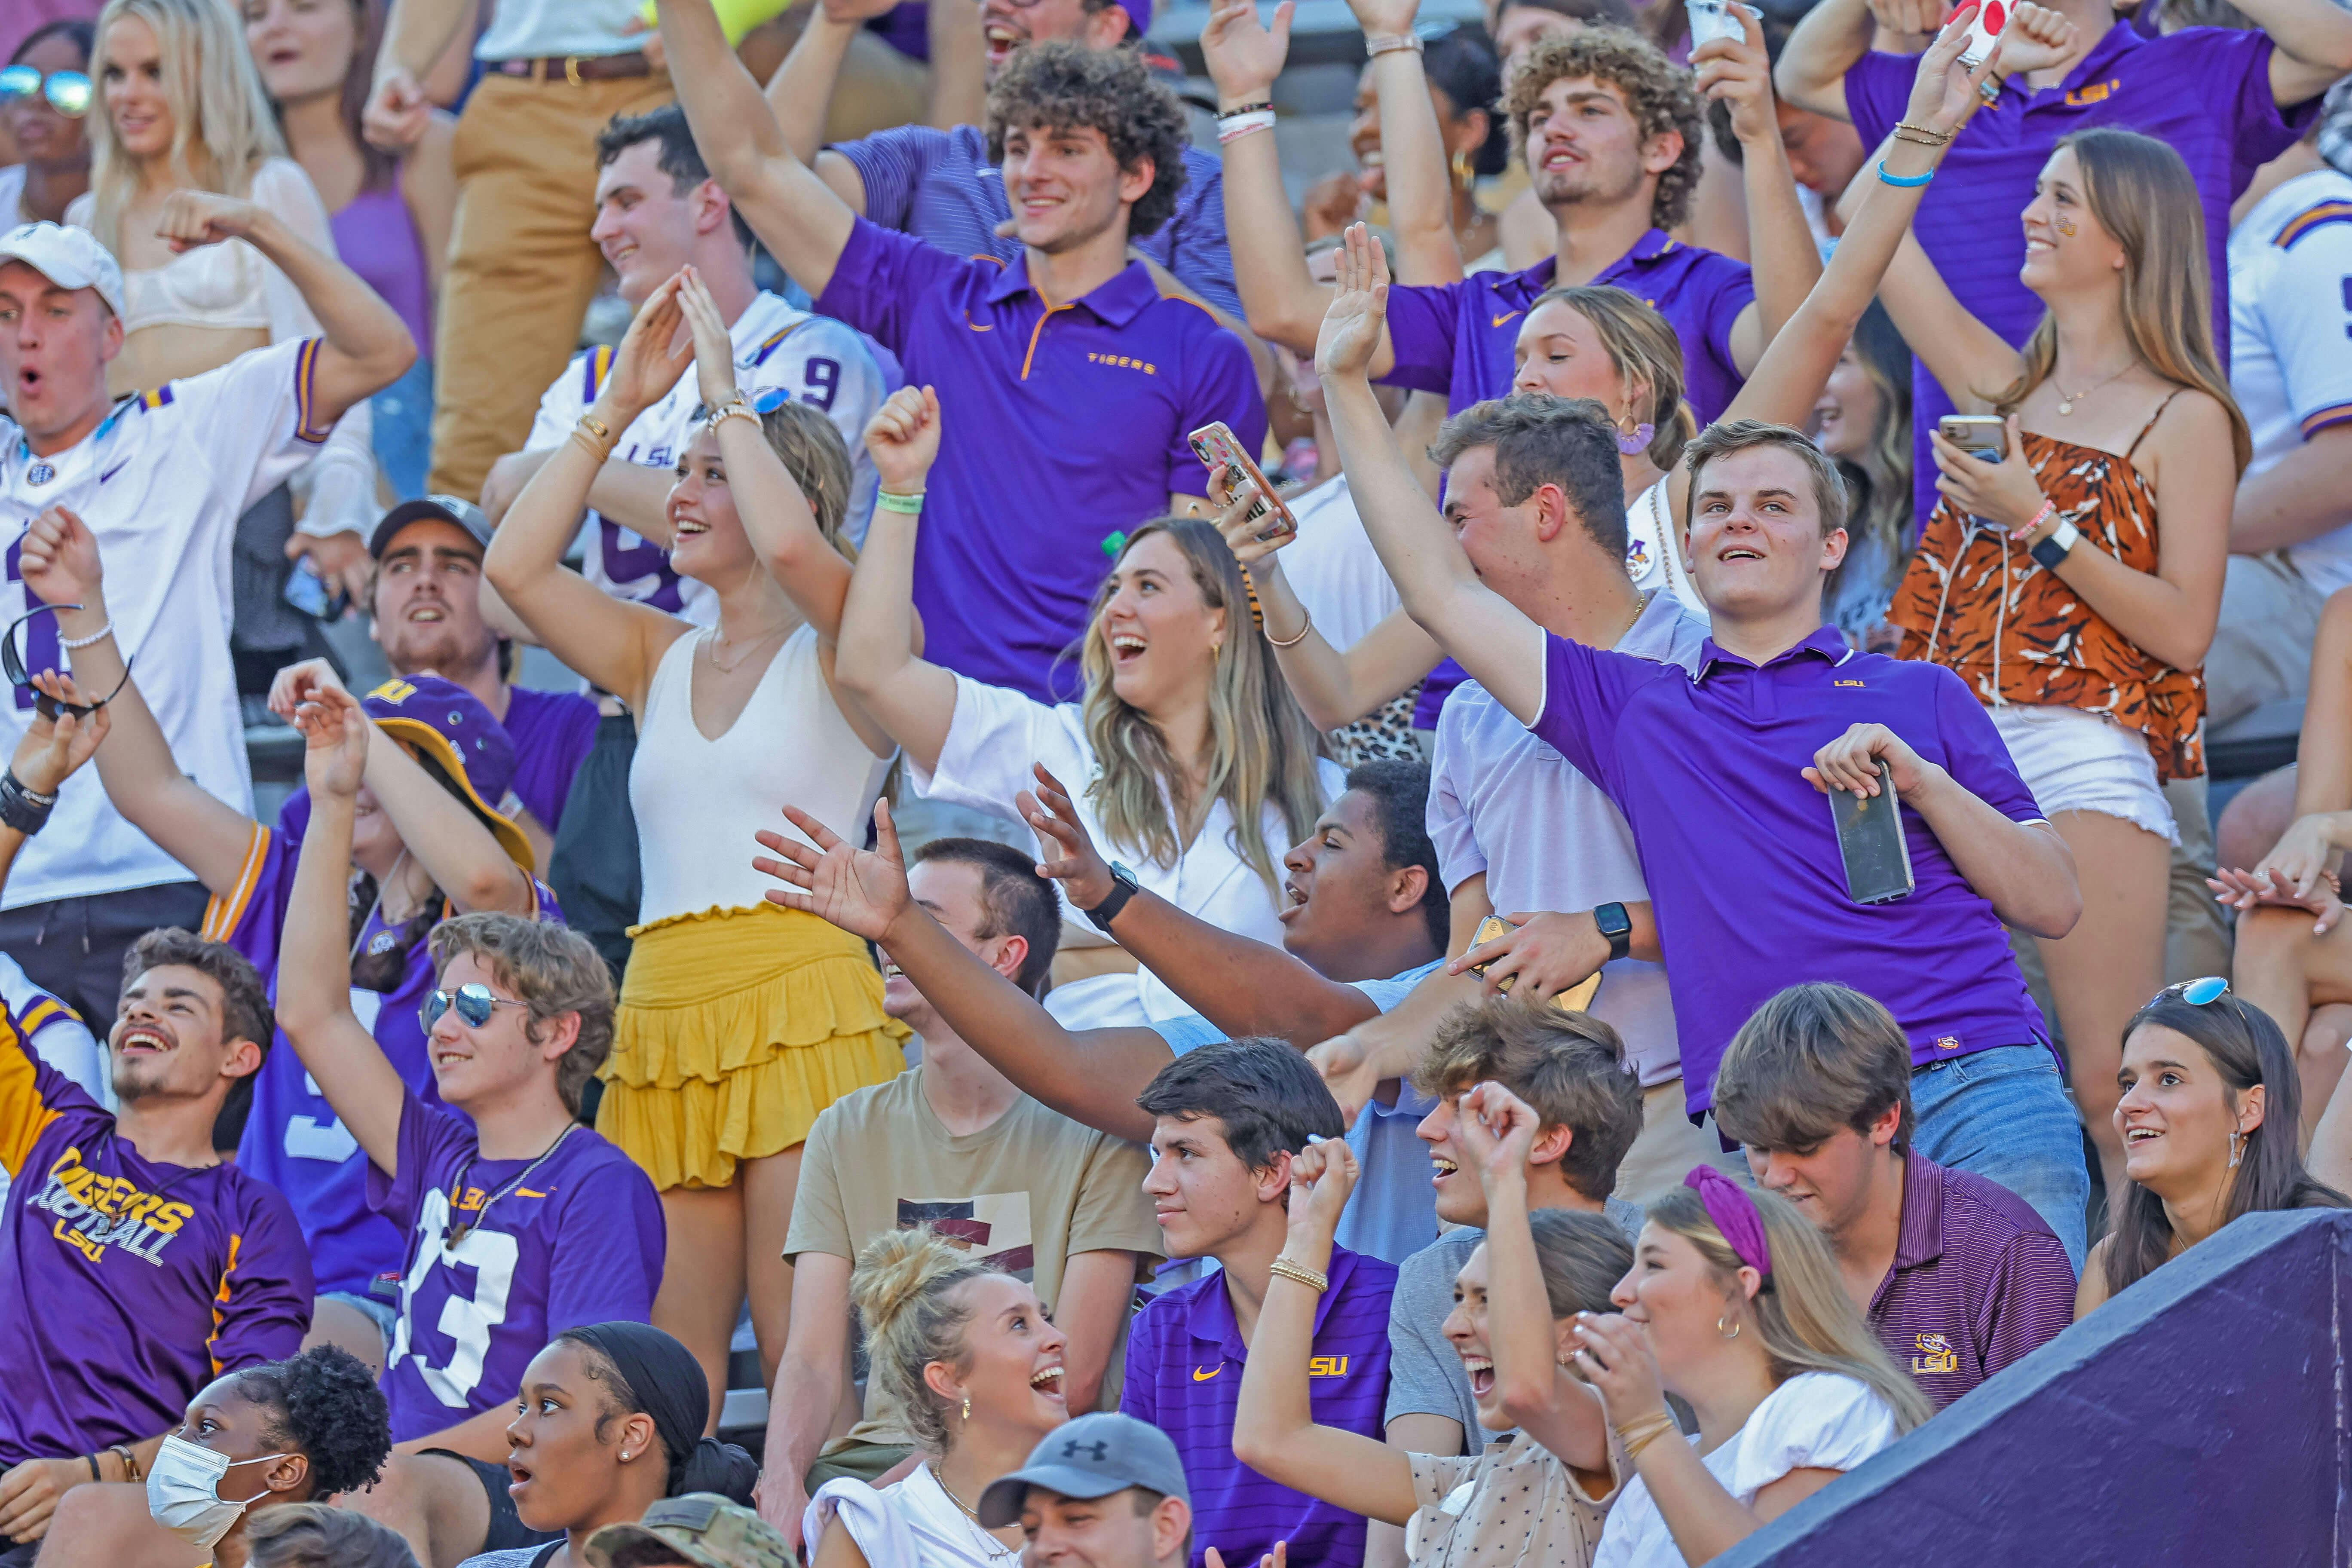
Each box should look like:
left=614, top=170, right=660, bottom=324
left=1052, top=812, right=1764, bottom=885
left=2227, top=1129, right=2245, bottom=1170
left=1716, top=1313, right=1741, bottom=1340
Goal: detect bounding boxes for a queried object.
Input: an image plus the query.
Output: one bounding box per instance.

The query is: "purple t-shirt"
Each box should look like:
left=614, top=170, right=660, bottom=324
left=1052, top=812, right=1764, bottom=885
left=369, top=1086, right=665, bottom=1442
left=1868, top=1152, right=2076, bottom=1410
left=0, top=1026, right=312, bottom=1464
left=1121, top=1246, right=1395, bottom=1568
left=816, top=218, right=1265, bottom=701
left=1844, top=24, right=2315, bottom=519
left=217, top=823, right=565, bottom=1300
left=1529, top=625, right=2049, bottom=1108
left=500, top=686, right=600, bottom=834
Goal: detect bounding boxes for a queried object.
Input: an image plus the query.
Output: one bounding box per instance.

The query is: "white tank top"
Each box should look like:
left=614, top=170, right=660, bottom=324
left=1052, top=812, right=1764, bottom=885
left=628, top=624, right=893, bottom=925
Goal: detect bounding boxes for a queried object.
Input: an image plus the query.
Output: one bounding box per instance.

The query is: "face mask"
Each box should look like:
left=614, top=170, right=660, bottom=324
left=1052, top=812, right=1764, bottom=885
left=146, top=1433, right=293, bottom=1550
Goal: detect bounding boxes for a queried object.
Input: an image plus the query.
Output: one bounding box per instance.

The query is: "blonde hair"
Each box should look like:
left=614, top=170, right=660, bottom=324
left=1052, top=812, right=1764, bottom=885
left=1990, top=129, right=2251, bottom=473
left=850, top=1227, right=1006, bottom=1454
left=1527, top=285, right=1697, bottom=471
left=1077, top=518, right=1329, bottom=895
left=87, top=0, right=285, bottom=250
left=753, top=398, right=856, bottom=561
left=1647, top=1185, right=1932, bottom=1432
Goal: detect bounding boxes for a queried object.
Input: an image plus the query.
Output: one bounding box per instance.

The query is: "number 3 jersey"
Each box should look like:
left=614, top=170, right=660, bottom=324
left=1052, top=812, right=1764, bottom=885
left=369, top=1084, right=665, bottom=1441
left=524, top=290, right=897, bottom=624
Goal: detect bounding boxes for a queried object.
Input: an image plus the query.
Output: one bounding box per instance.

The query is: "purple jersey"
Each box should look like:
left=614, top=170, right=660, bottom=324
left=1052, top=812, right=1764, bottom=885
left=499, top=686, right=600, bottom=835
left=215, top=823, right=565, bottom=1299
left=0, top=1020, right=311, bottom=1464
left=369, top=1086, right=665, bottom=1441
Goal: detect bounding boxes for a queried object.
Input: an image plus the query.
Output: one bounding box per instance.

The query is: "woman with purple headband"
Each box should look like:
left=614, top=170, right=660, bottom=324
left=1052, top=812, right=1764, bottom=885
left=1574, top=1162, right=1929, bottom=1567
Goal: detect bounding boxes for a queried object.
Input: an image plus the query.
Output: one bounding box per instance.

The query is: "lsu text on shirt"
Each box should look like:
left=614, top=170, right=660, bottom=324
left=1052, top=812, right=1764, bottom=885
left=816, top=218, right=1266, bottom=703
left=0, top=337, right=333, bottom=908
left=1121, top=1244, right=1396, bottom=1568
left=0, top=1018, right=311, bottom=1464
left=369, top=1085, right=665, bottom=1441
left=1528, top=626, right=2050, bottom=1110
left=208, top=820, right=566, bottom=1301
left=2230, top=166, right=2352, bottom=595
left=524, top=291, right=894, bottom=624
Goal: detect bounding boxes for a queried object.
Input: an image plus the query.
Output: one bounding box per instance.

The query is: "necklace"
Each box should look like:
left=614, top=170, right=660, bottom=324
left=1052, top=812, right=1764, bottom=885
left=2054, top=358, right=2139, bottom=416
left=444, top=1124, right=574, bottom=1248
left=934, top=1469, right=1020, bottom=1557
left=701, top=623, right=788, bottom=674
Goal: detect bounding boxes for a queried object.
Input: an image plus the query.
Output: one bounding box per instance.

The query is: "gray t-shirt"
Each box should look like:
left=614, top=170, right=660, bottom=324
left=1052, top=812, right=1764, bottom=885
left=1427, top=591, right=1708, bottom=1087
left=1384, top=1200, right=1645, bottom=1442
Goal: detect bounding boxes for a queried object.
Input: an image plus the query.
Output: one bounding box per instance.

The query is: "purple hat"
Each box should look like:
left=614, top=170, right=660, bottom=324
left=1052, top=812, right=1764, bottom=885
left=1118, top=0, right=1151, bottom=34
left=360, top=675, right=533, bottom=872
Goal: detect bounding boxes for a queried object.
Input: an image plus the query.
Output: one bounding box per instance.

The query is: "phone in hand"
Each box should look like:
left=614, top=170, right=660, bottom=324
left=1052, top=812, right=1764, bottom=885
left=1829, top=761, right=1916, bottom=905
left=1959, top=0, right=2009, bottom=68
left=1686, top=0, right=1746, bottom=48
left=1189, top=422, right=1298, bottom=546
left=1468, top=915, right=1604, bottom=1012
left=1939, top=414, right=2009, bottom=464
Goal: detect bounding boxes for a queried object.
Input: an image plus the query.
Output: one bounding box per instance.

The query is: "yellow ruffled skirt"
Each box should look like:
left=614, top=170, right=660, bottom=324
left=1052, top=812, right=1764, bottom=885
left=597, top=902, right=909, bottom=1191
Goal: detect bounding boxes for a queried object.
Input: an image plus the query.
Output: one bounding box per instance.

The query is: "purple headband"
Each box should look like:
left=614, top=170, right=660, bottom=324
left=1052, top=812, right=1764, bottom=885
left=1684, top=1166, right=1771, bottom=1280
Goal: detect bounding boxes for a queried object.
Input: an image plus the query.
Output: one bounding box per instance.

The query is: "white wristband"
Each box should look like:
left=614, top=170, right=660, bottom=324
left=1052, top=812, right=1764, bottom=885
left=1217, top=110, right=1276, bottom=144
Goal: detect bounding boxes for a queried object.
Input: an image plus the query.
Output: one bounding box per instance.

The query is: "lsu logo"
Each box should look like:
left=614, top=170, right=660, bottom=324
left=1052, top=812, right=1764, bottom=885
left=1308, top=1356, right=1351, bottom=1378
left=1624, top=538, right=1651, bottom=573
left=1833, top=679, right=1866, bottom=688
left=2065, top=77, right=2121, bottom=106
left=1934, top=1035, right=1961, bottom=1052
left=1911, top=1334, right=1960, bottom=1375
left=368, top=677, right=418, bottom=704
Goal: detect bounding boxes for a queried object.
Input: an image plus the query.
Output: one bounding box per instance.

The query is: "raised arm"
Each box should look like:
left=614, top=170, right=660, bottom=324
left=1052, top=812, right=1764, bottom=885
left=483, top=278, right=697, bottom=714
left=1774, top=0, right=1935, bottom=120
left=153, top=191, right=414, bottom=430
left=1704, top=7, right=1824, bottom=376
left=658, top=0, right=858, bottom=297
left=1345, top=0, right=1466, bottom=285
left=1318, top=225, right=1546, bottom=721
left=1873, top=223, right=2024, bottom=417
left=1231, top=1140, right=1421, bottom=1524
left=832, top=388, right=959, bottom=774
left=754, top=800, right=1176, bottom=1141
left=17, top=507, right=256, bottom=895
left=761, top=0, right=898, bottom=189
left=2233, top=0, right=2352, bottom=107
left=272, top=686, right=409, bottom=1175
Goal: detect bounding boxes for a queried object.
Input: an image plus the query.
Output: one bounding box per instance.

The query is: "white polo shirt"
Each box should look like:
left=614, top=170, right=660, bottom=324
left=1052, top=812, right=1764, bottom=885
left=0, top=337, right=329, bottom=908
left=524, top=290, right=896, bottom=626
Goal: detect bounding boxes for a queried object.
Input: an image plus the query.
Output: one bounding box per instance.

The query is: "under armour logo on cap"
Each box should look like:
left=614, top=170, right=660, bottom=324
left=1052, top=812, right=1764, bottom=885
left=1063, top=1439, right=1111, bottom=1462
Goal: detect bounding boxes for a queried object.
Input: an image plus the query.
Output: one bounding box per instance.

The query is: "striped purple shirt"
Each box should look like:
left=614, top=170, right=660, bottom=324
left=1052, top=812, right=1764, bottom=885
left=1868, top=1152, right=2076, bottom=1410
left=1122, top=1245, right=1396, bottom=1568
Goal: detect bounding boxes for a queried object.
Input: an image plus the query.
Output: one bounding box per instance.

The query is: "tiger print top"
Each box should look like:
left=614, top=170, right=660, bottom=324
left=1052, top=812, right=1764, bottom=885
left=1886, top=404, right=2204, bottom=782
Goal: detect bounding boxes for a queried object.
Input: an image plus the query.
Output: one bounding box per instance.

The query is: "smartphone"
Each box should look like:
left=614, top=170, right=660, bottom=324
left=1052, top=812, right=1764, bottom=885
left=1829, top=761, right=1915, bottom=905
left=1469, top=915, right=1605, bottom=1013
left=1189, top=421, right=1298, bottom=545
left=1938, top=414, right=2008, bottom=464
left=282, top=560, right=348, bottom=622
left=1958, top=0, right=2009, bottom=68
left=1685, top=0, right=1746, bottom=47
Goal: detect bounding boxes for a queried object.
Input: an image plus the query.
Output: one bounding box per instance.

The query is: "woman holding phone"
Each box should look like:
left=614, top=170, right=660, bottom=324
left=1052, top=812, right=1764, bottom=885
left=835, top=386, right=1340, bottom=1030
left=1876, top=128, right=2245, bottom=1200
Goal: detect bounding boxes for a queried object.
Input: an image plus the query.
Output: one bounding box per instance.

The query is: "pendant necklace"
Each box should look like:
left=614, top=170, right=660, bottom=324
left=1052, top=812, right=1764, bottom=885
left=2054, top=358, right=2138, bottom=416
left=445, top=1124, right=574, bottom=1248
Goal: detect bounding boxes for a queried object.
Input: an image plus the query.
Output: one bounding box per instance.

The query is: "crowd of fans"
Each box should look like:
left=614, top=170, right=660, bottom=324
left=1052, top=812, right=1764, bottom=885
left=1, top=0, right=2350, bottom=1562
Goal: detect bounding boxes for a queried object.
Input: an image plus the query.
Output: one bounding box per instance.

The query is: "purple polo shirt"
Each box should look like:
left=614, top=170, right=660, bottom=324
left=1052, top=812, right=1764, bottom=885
left=500, top=686, right=600, bottom=834
left=1844, top=24, right=2315, bottom=519
left=815, top=218, right=1265, bottom=702
left=1867, top=1152, right=2076, bottom=1410
left=1528, top=625, right=2049, bottom=1109
left=1121, top=1244, right=1395, bottom=1568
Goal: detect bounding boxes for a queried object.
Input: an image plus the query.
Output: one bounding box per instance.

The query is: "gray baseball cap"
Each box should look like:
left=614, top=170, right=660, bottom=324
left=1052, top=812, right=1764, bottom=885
left=369, top=494, right=493, bottom=559
left=976, top=1413, right=1191, bottom=1528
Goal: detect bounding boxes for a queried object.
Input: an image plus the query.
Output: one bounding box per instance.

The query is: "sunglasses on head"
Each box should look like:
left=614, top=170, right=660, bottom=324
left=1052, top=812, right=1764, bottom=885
left=1, top=604, right=132, bottom=720
left=420, top=983, right=530, bottom=1032
left=691, top=387, right=794, bottom=422
left=0, top=66, right=92, bottom=117
left=2153, top=975, right=2230, bottom=1007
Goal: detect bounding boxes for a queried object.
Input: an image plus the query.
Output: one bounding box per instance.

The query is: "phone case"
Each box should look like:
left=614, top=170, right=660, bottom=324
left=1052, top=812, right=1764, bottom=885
left=1189, top=422, right=1297, bottom=544
left=1939, top=417, right=2007, bottom=464
left=1829, top=762, right=1916, bottom=905
left=1469, top=915, right=1605, bottom=1012
left=1959, top=0, right=2009, bottom=66
left=1685, top=0, right=1746, bottom=47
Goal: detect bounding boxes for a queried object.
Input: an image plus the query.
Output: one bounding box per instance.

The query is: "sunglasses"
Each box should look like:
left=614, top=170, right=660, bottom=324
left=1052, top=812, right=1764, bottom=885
left=2154, top=975, right=2230, bottom=1007
left=1, top=604, right=132, bottom=720
left=0, top=66, right=92, bottom=118
left=420, top=983, right=530, bottom=1032
left=691, top=386, right=795, bottom=423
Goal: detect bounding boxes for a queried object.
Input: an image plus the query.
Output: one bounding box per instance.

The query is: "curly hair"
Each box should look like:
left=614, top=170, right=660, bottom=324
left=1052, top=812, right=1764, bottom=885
left=233, top=1345, right=393, bottom=1498
left=984, top=41, right=1190, bottom=238
left=1504, top=28, right=1703, bottom=231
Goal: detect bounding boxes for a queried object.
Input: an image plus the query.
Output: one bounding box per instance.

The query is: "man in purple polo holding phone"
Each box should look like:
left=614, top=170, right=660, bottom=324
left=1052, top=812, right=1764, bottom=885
left=1314, top=227, right=2094, bottom=1266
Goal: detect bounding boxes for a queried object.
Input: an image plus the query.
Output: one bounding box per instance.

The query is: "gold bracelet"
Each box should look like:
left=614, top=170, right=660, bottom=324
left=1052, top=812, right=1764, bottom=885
left=1614, top=1410, right=1681, bottom=1462
left=706, top=403, right=762, bottom=436
left=1268, top=1256, right=1329, bottom=1293
left=107, top=1442, right=142, bottom=1483
left=573, top=414, right=616, bottom=462
left=1265, top=606, right=1313, bottom=649
left=1890, top=120, right=1951, bottom=145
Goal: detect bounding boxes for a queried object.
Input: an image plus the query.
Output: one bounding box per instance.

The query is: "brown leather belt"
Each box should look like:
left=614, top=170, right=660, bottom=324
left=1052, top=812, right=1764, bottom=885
left=489, top=50, right=654, bottom=85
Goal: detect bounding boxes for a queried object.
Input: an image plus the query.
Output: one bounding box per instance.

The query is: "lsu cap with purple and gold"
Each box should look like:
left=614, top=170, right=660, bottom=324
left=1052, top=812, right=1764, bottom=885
left=361, top=675, right=533, bottom=872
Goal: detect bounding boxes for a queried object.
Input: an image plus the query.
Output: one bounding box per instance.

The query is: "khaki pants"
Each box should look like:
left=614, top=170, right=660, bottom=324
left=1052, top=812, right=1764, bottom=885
left=428, top=69, right=674, bottom=500
left=1614, top=1075, right=1740, bottom=1205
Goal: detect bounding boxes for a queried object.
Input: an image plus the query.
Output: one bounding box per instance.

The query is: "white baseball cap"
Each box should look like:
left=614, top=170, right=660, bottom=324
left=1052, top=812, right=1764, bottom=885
left=0, top=222, right=126, bottom=320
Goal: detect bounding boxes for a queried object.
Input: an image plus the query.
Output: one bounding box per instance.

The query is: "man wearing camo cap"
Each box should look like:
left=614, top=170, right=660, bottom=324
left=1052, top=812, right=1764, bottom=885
left=583, top=1494, right=798, bottom=1568
left=977, top=1412, right=1194, bottom=1568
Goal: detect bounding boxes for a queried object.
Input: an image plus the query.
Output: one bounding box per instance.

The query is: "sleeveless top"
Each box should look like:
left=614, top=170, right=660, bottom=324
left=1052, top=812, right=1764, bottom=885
left=627, top=623, right=894, bottom=924
left=1886, top=391, right=2204, bottom=781
left=330, top=180, right=433, bottom=360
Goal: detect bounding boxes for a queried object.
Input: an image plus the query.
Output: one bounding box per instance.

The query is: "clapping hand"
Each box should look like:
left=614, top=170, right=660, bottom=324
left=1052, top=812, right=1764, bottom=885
left=1018, top=762, right=1117, bottom=913
left=1284, top=1136, right=1360, bottom=1248
left=675, top=266, right=742, bottom=414
left=863, top=386, right=943, bottom=496
left=598, top=273, right=697, bottom=421
left=1315, top=223, right=1390, bottom=382
left=293, top=682, right=371, bottom=802
left=12, top=675, right=108, bottom=797
left=753, top=799, right=916, bottom=945
left=1199, top=0, right=1295, bottom=106
left=1692, top=3, right=1775, bottom=147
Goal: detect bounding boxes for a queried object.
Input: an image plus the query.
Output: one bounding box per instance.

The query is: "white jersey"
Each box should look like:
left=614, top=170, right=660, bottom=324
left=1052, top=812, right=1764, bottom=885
left=525, top=290, right=895, bottom=625
left=0, top=337, right=327, bottom=907
left=2230, top=168, right=2352, bottom=595
left=0, top=952, right=104, bottom=1207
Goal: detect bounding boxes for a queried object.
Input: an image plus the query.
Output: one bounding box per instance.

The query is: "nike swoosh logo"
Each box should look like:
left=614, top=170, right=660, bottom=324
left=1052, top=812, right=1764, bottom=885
left=1491, top=311, right=1522, bottom=328
left=1191, top=1365, right=1222, bottom=1381
left=99, top=460, right=127, bottom=484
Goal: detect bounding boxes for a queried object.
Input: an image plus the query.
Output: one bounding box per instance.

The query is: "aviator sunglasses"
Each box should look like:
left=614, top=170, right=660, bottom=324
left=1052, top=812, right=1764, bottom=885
left=1, top=604, right=132, bottom=720
left=420, top=983, right=530, bottom=1032
left=2151, top=975, right=2230, bottom=1007
left=0, top=66, right=93, bottom=118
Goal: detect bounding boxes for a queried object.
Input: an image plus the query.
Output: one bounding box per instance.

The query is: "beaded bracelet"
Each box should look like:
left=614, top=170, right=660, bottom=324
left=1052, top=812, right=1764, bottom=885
left=1268, top=1255, right=1329, bottom=1293
left=1217, top=100, right=1273, bottom=119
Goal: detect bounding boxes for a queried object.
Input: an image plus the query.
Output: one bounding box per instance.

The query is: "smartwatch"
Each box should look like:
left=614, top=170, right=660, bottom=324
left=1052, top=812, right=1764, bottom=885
left=1593, top=902, right=1633, bottom=965
left=2029, top=518, right=2081, bottom=570
left=1083, top=861, right=1141, bottom=934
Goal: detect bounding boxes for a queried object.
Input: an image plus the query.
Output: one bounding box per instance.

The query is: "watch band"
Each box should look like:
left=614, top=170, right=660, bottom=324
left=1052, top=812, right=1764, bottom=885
left=1083, top=863, right=1140, bottom=934
left=2029, top=517, right=2081, bottom=570
left=1593, top=902, right=1632, bottom=965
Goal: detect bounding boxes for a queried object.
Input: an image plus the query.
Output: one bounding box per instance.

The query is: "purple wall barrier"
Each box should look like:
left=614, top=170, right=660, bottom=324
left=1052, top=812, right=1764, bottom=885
left=1713, top=1208, right=2351, bottom=1568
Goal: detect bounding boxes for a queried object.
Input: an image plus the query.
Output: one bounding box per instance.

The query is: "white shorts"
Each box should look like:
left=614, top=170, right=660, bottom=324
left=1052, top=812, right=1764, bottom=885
left=1991, top=703, right=2178, bottom=845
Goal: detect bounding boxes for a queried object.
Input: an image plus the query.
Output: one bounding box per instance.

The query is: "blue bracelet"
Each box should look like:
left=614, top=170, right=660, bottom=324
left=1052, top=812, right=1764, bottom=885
left=1876, top=160, right=1934, bottom=187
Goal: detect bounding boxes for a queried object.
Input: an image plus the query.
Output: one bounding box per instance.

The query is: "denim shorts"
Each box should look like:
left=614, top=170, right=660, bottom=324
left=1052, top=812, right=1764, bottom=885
left=320, top=1288, right=401, bottom=1348
left=1911, top=1043, right=2092, bottom=1271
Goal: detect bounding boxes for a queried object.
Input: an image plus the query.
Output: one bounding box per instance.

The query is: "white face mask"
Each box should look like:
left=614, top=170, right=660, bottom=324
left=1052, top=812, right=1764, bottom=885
left=146, top=1433, right=294, bottom=1551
